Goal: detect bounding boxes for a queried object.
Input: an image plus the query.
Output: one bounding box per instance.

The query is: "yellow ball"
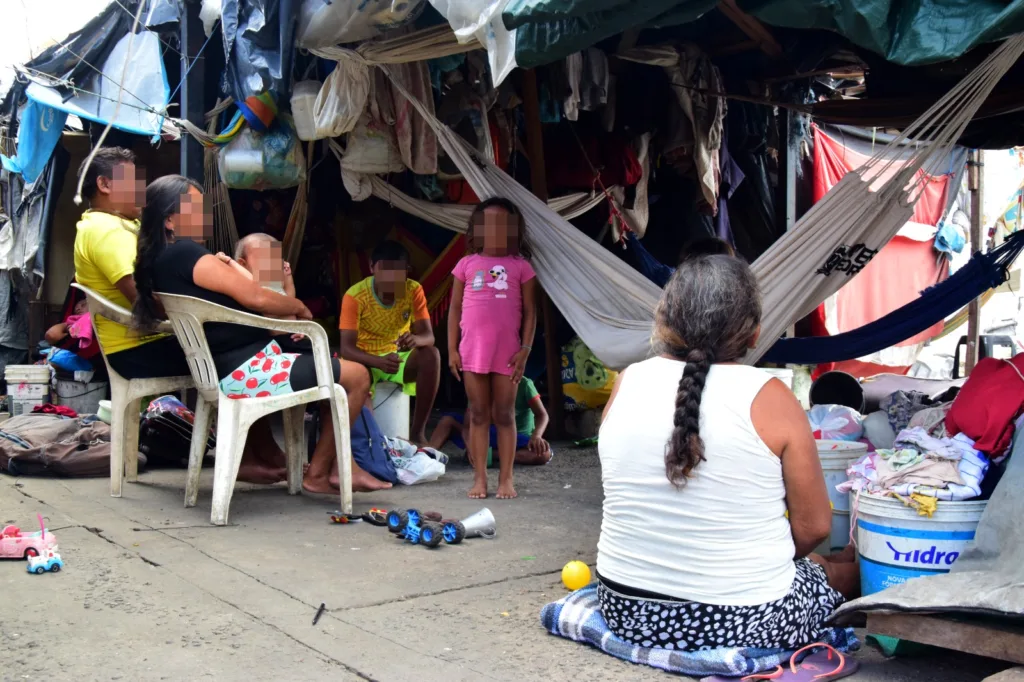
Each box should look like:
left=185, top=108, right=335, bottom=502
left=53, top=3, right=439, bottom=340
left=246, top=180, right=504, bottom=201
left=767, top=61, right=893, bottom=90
left=561, top=560, right=592, bottom=590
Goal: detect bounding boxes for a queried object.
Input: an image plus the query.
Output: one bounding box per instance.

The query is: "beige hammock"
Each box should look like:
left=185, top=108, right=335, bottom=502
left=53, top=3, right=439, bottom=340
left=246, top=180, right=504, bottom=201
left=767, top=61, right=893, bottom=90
left=365, top=37, right=1024, bottom=369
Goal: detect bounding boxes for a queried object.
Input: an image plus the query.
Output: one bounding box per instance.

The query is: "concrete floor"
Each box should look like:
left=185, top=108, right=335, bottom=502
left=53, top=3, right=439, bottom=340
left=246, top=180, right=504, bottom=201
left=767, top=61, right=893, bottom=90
left=0, top=445, right=1010, bottom=681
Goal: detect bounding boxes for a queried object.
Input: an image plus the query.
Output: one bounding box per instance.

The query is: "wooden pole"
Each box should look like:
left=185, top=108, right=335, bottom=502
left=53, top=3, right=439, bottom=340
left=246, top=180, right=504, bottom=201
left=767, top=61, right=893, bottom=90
left=966, top=149, right=985, bottom=374
left=179, top=0, right=205, bottom=182
left=521, top=68, right=565, bottom=436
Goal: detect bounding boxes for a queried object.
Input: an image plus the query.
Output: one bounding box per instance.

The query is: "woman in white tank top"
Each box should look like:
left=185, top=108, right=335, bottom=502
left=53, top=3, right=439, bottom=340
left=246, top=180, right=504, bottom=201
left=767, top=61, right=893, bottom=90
left=596, top=254, right=858, bottom=652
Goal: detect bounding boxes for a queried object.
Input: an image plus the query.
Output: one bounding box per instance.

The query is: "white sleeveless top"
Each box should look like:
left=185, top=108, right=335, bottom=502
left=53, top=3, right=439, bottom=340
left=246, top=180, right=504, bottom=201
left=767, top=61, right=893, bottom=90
left=597, top=357, right=796, bottom=606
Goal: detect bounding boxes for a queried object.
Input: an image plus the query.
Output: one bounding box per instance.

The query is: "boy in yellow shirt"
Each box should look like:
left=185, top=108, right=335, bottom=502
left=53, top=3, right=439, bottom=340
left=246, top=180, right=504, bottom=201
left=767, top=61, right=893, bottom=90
left=73, top=147, right=191, bottom=378
left=340, top=241, right=440, bottom=444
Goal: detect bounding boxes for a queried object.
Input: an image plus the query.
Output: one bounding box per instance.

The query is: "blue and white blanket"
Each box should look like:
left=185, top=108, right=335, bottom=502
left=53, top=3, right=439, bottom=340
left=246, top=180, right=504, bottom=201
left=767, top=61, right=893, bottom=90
left=540, top=584, right=858, bottom=678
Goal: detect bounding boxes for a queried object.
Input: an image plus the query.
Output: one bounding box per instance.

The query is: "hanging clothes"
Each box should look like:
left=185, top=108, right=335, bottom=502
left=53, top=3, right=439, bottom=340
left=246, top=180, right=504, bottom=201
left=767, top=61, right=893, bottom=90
left=562, top=52, right=583, bottom=122
left=658, top=45, right=726, bottom=212
left=715, top=127, right=744, bottom=247
left=579, top=48, right=609, bottom=111
left=545, top=130, right=641, bottom=192
left=387, top=60, right=438, bottom=175
left=376, top=37, right=1024, bottom=370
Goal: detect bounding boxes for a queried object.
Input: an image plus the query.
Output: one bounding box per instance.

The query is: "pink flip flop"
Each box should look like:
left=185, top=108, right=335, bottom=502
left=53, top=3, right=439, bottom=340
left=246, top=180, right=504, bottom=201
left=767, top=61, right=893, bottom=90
left=703, top=644, right=859, bottom=682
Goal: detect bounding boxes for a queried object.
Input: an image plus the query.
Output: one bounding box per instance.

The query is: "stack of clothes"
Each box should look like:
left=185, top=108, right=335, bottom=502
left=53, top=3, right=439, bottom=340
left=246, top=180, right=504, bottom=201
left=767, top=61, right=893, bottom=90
left=839, top=426, right=989, bottom=513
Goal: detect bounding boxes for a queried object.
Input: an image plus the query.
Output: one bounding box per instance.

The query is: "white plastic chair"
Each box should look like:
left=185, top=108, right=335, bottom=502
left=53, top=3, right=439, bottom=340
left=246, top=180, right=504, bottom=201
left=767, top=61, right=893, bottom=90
left=71, top=284, right=195, bottom=497
left=158, top=293, right=352, bottom=526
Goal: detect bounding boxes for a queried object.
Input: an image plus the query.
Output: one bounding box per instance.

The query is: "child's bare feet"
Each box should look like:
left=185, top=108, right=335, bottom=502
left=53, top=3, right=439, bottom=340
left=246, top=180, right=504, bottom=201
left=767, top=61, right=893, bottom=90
left=353, top=469, right=393, bottom=492
left=495, top=479, right=517, bottom=499
left=301, top=475, right=336, bottom=495
left=468, top=475, right=488, bottom=499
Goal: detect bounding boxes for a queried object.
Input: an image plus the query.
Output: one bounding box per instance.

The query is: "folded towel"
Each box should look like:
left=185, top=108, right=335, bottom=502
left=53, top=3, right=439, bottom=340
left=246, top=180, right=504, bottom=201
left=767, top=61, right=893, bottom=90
left=539, top=584, right=858, bottom=678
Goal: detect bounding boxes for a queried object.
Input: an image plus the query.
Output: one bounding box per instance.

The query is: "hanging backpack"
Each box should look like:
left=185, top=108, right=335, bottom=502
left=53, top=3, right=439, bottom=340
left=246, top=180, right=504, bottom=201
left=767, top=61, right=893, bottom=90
left=350, top=407, right=399, bottom=484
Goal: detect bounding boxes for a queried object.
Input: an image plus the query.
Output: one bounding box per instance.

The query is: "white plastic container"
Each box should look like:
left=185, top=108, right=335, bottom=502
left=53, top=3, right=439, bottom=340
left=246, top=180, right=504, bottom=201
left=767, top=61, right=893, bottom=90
left=856, top=492, right=986, bottom=596
left=372, top=381, right=410, bottom=440
left=817, top=439, right=869, bottom=553
left=5, top=364, right=51, bottom=416
left=97, top=399, right=112, bottom=424
left=53, top=378, right=108, bottom=415
left=291, top=80, right=322, bottom=141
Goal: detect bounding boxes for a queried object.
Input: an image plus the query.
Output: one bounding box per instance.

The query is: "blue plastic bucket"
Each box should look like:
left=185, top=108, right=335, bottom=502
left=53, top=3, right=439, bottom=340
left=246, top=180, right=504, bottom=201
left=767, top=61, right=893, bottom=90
left=855, top=493, right=986, bottom=596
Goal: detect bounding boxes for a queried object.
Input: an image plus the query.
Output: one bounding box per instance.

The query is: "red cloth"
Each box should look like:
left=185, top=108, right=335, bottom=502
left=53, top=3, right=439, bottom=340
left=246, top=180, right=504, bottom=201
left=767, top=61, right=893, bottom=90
left=32, top=403, right=77, bottom=418
left=544, top=131, right=641, bottom=191
left=945, top=356, right=1024, bottom=454
left=808, top=126, right=952, bottom=377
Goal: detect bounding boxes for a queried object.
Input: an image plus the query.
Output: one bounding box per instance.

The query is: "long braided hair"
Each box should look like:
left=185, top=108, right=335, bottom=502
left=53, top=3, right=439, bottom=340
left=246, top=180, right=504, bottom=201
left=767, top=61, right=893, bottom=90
left=653, top=254, right=762, bottom=488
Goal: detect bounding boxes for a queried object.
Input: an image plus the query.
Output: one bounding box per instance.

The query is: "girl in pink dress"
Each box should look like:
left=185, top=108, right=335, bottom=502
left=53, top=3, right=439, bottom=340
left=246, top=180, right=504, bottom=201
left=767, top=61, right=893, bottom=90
left=448, top=198, right=538, bottom=499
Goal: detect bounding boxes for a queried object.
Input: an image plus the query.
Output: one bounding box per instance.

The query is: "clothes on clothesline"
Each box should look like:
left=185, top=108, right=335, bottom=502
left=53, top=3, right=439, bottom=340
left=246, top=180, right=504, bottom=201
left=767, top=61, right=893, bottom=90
left=946, top=356, right=1024, bottom=455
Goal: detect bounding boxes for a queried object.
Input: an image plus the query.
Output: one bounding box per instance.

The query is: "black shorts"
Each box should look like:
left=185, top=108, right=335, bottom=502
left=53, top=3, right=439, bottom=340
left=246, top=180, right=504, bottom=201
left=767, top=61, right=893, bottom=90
left=105, top=336, right=190, bottom=379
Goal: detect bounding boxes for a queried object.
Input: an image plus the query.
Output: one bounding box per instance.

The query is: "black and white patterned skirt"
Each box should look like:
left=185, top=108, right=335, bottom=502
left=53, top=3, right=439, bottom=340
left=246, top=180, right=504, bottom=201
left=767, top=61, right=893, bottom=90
left=598, top=559, right=844, bottom=651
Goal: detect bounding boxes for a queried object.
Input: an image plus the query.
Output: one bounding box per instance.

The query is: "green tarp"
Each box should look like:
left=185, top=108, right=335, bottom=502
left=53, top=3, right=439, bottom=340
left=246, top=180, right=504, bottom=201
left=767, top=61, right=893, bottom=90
left=505, top=0, right=1024, bottom=68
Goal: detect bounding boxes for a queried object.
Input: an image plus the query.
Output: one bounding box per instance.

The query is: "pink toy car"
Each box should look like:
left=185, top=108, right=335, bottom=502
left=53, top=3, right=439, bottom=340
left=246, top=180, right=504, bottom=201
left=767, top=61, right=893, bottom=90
left=0, top=517, right=58, bottom=559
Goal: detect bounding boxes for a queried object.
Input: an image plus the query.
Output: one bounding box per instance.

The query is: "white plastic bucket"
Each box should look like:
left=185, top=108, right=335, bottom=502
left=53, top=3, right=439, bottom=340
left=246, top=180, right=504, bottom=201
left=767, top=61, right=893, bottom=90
left=372, top=381, right=409, bottom=440
left=817, top=440, right=868, bottom=553
left=53, top=378, right=108, bottom=415
left=290, top=80, right=322, bottom=141
left=5, top=364, right=50, bottom=416
left=855, top=493, right=986, bottom=596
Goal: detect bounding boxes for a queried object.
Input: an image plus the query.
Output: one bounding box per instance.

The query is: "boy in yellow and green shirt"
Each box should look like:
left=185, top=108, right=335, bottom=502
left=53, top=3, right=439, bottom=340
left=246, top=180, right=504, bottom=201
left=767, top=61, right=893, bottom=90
left=340, top=240, right=440, bottom=444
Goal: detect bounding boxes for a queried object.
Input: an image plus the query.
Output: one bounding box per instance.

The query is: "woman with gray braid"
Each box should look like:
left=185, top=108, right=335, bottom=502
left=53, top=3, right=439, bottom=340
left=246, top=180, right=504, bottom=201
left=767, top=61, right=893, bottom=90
left=595, top=254, right=858, bottom=652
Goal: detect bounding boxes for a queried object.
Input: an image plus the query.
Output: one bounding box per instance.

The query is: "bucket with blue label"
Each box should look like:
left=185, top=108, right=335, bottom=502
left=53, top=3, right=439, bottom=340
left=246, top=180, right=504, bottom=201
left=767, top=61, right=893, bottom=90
left=855, top=492, right=986, bottom=596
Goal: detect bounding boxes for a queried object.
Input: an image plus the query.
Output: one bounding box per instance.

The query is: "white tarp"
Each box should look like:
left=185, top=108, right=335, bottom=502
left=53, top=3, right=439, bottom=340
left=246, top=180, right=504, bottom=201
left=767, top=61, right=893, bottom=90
left=427, top=0, right=518, bottom=86
left=297, top=0, right=427, bottom=49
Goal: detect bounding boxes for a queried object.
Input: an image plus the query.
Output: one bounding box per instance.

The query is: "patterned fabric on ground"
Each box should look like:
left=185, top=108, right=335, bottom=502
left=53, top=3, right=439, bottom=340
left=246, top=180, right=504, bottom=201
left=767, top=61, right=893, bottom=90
left=540, top=580, right=858, bottom=678
left=218, top=340, right=300, bottom=399
left=599, top=560, right=844, bottom=651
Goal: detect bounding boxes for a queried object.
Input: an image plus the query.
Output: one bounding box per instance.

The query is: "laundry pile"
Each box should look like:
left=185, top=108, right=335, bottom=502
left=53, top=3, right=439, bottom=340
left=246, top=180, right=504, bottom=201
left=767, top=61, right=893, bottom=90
left=839, top=426, right=989, bottom=509
left=833, top=356, right=1024, bottom=513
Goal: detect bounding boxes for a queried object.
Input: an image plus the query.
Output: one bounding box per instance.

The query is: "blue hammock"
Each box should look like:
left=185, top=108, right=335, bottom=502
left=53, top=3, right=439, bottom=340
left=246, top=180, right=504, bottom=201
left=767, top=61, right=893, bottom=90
left=762, top=231, right=1024, bottom=365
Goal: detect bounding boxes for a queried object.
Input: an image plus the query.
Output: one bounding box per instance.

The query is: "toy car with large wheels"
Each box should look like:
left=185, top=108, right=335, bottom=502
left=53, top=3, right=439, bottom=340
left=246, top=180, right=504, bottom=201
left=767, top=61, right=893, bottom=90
left=386, top=509, right=443, bottom=548
left=441, top=520, right=465, bottom=545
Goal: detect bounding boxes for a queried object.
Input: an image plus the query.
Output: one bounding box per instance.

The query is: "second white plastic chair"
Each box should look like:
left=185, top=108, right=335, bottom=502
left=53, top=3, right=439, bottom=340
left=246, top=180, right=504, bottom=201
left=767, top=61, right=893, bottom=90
left=71, top=284, right=194, bottom=497
left=158, top=293, right=352, bottom=525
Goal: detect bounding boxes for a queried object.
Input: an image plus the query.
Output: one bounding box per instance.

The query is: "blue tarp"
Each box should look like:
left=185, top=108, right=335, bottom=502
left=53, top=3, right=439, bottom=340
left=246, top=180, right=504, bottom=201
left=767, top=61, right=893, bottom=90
left=0, top=100, right=67, bottom=184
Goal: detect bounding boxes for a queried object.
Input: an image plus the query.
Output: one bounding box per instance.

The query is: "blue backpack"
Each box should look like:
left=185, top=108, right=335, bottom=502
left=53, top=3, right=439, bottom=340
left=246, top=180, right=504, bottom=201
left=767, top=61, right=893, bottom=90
left=350, top=407, right=399, bottom=484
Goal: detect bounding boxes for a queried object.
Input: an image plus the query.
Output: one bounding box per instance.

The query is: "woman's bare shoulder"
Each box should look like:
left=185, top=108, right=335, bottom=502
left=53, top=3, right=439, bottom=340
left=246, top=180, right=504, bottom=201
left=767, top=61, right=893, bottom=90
left=750, top=377, right=810, bottom=457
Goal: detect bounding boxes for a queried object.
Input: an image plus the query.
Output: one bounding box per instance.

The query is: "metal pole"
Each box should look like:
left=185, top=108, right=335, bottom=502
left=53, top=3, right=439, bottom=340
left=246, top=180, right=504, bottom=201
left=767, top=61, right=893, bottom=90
left=521, top=68, right=565, bottom=436
left=966, top=149, right=985, bottom=374
left=180, top=0, right=205, bottom=181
